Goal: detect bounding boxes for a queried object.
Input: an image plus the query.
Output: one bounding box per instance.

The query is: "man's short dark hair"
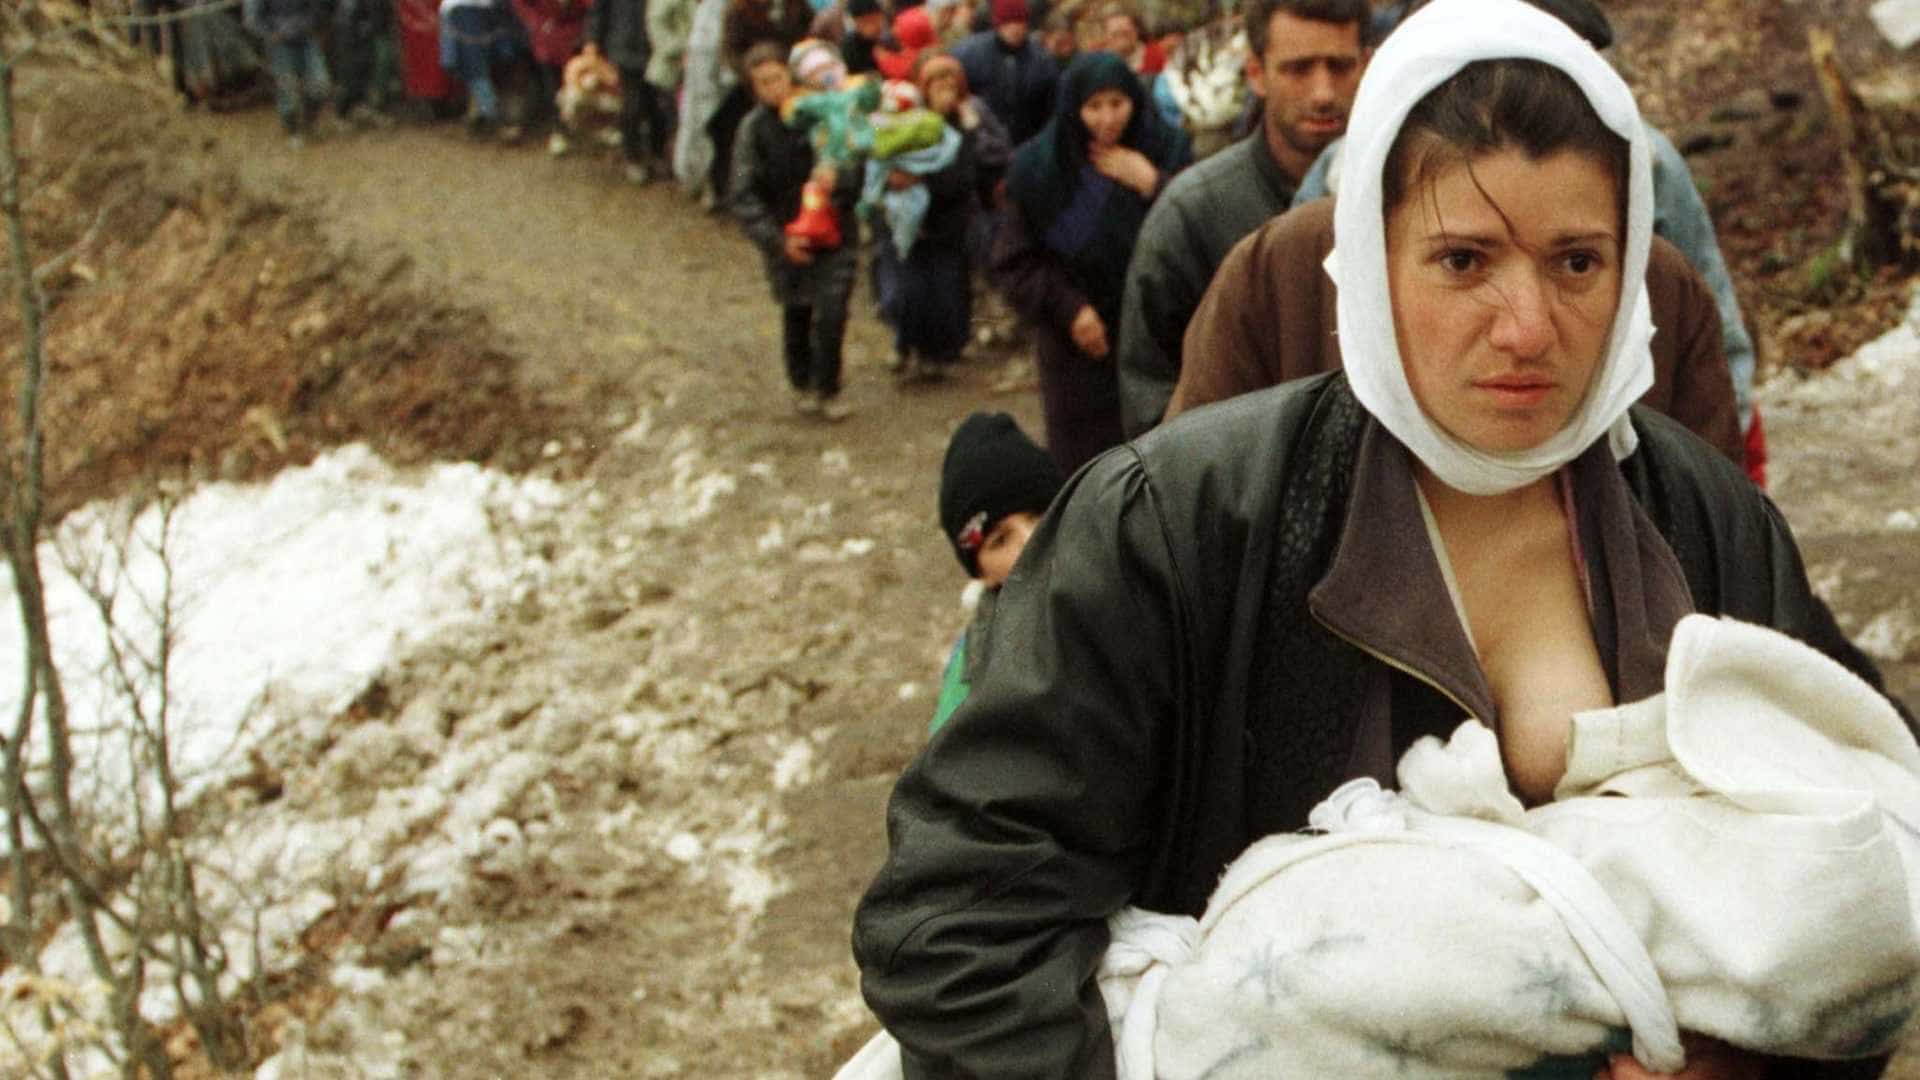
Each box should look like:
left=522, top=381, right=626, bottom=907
left=1401, top=0, right=1612, bottom=49
left=1244, top=0, right=1371, bottom=60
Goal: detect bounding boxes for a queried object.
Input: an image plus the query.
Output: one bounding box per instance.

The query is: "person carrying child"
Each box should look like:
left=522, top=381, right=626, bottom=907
left=864, top=71, right=976, bottom=382
left=730, top=40, right=864, bottom=421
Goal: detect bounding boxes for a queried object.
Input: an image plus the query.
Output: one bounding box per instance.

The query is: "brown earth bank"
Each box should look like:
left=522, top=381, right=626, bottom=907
left=0, top=0, right=1916, bottom=1073
left=4, top=73, right=576, bottom=522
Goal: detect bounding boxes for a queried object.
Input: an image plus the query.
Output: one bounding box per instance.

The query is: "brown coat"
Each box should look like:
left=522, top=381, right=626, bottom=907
left=1166, top=198, right=1744, bottom=466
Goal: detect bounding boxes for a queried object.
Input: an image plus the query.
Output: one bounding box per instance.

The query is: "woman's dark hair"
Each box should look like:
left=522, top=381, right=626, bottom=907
left=1382, top=58, right=1629, bottom=225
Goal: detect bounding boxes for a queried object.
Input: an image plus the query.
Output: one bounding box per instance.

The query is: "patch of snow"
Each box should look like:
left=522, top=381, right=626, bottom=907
left=1872, top=0, right=1920, bottom=51
left=1858, top=610, right=1920, bottom=663
left=331, top=963, right=390, bottom=994
left=0, top=444, right=565, bottom=834
left=772, top=739, right=815, bottom=791
left=665, top=832, right=704, bottom=862
left=612, top=408, right=656, bottom=447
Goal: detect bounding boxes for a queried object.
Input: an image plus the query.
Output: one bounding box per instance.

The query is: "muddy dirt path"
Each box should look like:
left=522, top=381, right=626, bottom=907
left=191, top=105, right=1045, bottom=1075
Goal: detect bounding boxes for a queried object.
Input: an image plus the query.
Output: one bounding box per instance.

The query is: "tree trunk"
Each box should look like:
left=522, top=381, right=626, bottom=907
left=1807, top=26, right=1918, bottom=271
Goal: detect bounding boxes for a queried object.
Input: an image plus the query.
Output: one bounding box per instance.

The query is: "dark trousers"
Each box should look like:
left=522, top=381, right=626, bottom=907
left=782, top=303, right=848, bottom=398
left=334, top=24, right=397, bottom=114
left=1034, top=322, right=1124, bottom=476
left=265, top=36, right=331, bottom=133
left=617, top=66, right=672, bottom=163
left=875, top=239, right=969, bottom=363
left=706, top=84, right=752, bottom=198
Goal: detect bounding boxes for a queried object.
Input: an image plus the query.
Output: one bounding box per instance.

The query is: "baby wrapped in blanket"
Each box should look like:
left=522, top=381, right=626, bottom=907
left=837, top=614, right=1920, bottom=1079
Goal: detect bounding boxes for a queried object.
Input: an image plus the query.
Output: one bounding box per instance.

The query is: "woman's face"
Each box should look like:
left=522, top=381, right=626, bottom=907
left=1385, top=146, right=1622, bottom=454
left=1079, top=87, right=1132, bottom=149
left=925, top=71, right=962, bottom=116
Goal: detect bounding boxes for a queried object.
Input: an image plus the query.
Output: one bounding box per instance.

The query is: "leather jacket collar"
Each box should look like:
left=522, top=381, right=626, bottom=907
left=1309, top=420, right=1695, bottom=739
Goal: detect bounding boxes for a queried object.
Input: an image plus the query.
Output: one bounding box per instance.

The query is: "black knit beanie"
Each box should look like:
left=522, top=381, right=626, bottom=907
left=939, top=412, right=1065, bottom=578
left=847, top=0, right=884, bottom=17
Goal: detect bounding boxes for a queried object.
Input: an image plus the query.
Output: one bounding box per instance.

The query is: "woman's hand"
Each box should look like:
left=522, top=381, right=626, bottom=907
left=1069, top=305, right=1109, bottom=358
left=1089, top=144, right=1159, bottom=198
left=1594, top=1036, right=1764, bottom=1080
left=783, top=234, right=815, bottom=265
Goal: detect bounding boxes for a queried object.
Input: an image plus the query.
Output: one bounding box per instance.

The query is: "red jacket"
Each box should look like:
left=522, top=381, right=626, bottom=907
left=510, top=0, right=590, bottom=65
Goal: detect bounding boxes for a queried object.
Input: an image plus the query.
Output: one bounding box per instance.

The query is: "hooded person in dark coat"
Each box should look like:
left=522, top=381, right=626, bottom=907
left=991, top=51, right=1191, bottom=474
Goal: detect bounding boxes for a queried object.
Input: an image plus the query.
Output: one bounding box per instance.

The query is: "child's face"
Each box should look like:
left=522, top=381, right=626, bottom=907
left=977, top=511, right=1041, bottom=588
left=750, top=60, right=795, bottom=107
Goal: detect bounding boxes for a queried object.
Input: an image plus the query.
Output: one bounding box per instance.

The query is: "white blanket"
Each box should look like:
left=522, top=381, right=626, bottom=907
left=836, top=614, right=1920, bottom=1078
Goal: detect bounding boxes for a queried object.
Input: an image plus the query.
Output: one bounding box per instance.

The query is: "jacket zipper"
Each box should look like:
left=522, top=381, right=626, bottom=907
left=1310, top=609, right=1483, bottom=724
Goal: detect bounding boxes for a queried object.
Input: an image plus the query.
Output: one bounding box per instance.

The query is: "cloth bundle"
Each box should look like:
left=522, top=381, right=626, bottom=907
left=860, top=113, right=958, bottom=259
left=836, top=614, right=1920, bottom=1079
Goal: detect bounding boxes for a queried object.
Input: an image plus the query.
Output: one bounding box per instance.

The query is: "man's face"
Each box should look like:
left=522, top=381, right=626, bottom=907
left=1103, top=14, right=1140, bottom=57
left=852, top=12, right=886, bottom=40
left=996, top=19, right=1029, bottom=48
left=1042, top=27, right=1076, bottom=60
left=1245, top=11, right=1367, bottom=180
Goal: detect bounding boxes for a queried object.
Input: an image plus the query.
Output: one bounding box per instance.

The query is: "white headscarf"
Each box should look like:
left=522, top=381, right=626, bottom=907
left=1327, top=0, right=1656, bottom=495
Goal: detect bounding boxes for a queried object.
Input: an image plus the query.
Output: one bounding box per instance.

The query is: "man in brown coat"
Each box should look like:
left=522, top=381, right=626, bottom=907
left=1165, top=198, right=1744, bottom=465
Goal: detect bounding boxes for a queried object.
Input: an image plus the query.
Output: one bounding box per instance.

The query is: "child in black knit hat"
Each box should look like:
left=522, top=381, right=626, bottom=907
left=930, top=411, right=1064, bottom=732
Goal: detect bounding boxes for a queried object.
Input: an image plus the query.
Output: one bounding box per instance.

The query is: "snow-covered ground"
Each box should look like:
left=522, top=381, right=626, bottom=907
left=0, top=444, right=567, bottom=821
left=0, top=420, right=818, bottom=1077
left=0, top=444, right=570, bottom=1073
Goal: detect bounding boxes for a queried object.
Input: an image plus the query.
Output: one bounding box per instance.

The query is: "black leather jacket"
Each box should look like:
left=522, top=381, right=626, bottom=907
left=853, top=373, right=1903, bottom=1080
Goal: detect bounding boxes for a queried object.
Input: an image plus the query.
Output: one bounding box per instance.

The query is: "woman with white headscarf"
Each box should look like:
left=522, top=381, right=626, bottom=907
left=852, top=1, right=1912, bottom=1078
